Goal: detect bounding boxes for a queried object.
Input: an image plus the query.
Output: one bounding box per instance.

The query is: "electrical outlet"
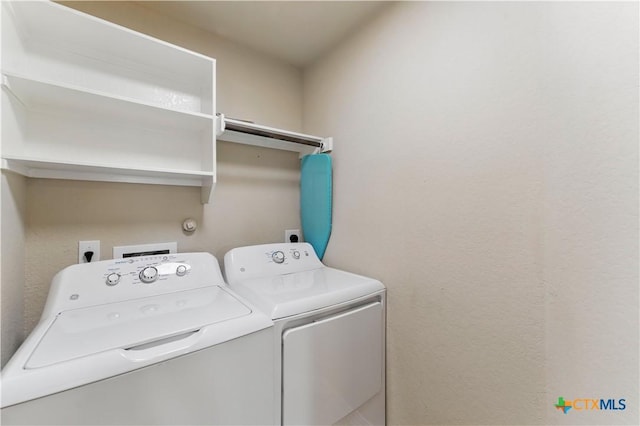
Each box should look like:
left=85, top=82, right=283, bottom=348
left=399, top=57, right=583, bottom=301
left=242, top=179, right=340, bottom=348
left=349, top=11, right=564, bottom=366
left=79, top=240, right=100, bottom=263
left=285, top=229, right=301, bottom=243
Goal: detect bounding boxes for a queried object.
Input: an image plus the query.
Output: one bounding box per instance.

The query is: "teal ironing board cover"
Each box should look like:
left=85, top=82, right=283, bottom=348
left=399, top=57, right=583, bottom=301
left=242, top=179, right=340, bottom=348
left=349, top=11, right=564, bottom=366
left=300, top=154, right=332, bottom=259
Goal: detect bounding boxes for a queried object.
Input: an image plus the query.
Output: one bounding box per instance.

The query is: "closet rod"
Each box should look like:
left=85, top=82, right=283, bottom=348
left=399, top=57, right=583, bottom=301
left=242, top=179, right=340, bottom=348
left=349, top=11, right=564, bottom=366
left=224, top=121, right=322, bottom=147
left=219, top=114, right=324, bottom=148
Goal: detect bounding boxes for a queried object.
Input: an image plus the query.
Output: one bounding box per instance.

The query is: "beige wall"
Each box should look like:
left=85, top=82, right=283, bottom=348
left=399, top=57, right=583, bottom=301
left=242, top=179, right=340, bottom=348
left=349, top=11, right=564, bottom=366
left=303, top=2, right=638, bottom=425
left=1, top=172, right=27, bottom=367
left=14, top=3, right=303, bottom=339
left=540, top=3, right=638, bottom=425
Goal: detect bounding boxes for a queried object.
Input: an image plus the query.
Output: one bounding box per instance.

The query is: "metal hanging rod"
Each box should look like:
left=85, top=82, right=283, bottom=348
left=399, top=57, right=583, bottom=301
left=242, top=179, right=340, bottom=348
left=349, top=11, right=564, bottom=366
left=224, top=120, right=322, bottom=147
left=216, top=114, right=332, bottom=155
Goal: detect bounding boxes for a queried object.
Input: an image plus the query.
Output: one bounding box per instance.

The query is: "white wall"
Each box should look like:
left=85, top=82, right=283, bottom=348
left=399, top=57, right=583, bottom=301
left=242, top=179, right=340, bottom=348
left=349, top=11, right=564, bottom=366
left=14, top=2, right=304, bottom=338
left=303, top=2, right=638, bottom=425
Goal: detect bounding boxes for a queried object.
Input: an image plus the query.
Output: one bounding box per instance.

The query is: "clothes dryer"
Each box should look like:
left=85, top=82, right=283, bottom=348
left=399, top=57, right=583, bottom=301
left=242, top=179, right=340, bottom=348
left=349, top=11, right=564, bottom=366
left=224, top=243, right=386, bottom=426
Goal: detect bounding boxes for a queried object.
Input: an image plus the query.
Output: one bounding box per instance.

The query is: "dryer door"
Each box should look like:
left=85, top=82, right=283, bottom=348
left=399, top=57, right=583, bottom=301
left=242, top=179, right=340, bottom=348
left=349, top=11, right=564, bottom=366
left=282, top=301, right=383, bottom=426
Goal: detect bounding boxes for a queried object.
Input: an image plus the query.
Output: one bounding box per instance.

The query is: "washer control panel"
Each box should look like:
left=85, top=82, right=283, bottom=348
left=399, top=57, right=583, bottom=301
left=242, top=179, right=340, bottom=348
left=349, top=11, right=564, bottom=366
left=42, top=252, right=225, bottom=317
left=224, top=243, right=323, bottom=283
left=104, top=255, right=193, bottom=287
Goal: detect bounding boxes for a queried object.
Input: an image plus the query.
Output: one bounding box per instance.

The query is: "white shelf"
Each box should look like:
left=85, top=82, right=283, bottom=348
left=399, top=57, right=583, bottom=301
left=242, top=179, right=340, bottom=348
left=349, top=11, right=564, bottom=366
left=1, top=0, right=217, bottom=203
left=217, top=114, right=332, bottom=156
left=6, top=1, right=213, bottom=90
left=2, top=73, right=214, bottom=131
left=2, top=157, right=215, bottom=203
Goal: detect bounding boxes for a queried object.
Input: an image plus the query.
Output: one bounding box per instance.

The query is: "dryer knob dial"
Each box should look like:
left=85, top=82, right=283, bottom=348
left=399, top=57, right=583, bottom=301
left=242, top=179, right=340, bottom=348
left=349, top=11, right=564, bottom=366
left=176, top=264, right=188, bottom=276
left=106, top=273, right=120, bottom=286
left=139, top=266, right=158, bottom=283
left=272, top=251, right=285, bottom=264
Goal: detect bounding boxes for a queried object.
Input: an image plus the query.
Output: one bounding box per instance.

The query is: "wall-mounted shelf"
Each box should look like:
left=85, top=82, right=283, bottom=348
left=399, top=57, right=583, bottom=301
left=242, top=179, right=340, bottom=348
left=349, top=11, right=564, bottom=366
left=2, top=156, right=214, bottom=187
left=216, top=114, right=332, bottom=157
left=2, top=73, right=214, bottom=132
left=1, top=0, right=216, bottom=203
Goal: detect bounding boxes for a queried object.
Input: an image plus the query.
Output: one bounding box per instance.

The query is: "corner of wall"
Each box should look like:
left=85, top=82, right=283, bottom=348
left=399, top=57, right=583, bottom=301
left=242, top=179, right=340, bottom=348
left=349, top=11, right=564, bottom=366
left=1, top=170, right=27, bottom=368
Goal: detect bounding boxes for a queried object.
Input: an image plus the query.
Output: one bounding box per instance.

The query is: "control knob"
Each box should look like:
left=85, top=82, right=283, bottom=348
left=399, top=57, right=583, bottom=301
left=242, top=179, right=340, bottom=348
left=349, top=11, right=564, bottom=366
left=272, top=251, right=285, bottom=264
left=176, top=264, right=188, bottom=277
left=139, top=266, right=159, bottom=283
left=106, top=273, right=120, bottom=286
left=292, top=250, right=300, bottom=259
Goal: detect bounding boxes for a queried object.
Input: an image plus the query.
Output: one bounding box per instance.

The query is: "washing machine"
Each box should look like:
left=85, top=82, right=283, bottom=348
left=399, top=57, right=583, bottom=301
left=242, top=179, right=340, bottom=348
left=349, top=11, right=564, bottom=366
left=1, top=253, right=275, bottom=425
left=224, top=243, right=386, bottom=426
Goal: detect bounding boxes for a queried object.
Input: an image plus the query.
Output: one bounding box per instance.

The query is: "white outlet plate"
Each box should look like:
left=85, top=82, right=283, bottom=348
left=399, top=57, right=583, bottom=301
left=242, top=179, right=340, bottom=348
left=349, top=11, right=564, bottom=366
left=285, top=229, right=302, bottom=243
left=79, top=240, right=100, bottom=263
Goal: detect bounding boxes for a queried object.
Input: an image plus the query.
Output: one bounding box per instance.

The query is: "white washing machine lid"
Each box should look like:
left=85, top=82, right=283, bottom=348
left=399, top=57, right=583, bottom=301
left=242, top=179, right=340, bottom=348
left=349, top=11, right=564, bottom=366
left=26, top=285, right=251, bottom=369
left=228, top=267, right=385, bottom=320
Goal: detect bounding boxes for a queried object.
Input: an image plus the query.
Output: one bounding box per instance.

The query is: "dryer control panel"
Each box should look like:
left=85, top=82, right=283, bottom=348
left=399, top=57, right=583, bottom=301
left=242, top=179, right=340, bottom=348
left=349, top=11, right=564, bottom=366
left=41, top=253, right=224, bottom=318
left=224, top=243, right=323, bottom=283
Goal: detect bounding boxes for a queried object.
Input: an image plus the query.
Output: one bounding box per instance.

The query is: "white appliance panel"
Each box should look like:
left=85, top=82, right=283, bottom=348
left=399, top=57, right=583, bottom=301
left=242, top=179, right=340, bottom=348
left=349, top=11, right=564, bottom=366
left=42, top=252, right=224, bottom=317
left=27, top=286, right=251, bottom=368
left=229, top=267, right=384, bottom=319
left=224, top=243, right=323, bottom=282
left=2, top=328, right=275, bottom=425
left=282, top=302, right=383, bottom=426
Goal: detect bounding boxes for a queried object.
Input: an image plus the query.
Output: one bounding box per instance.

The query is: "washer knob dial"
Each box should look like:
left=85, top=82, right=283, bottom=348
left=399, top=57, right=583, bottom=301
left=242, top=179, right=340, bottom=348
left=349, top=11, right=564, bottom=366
left=176, top=264, right=188, bottom=277
left=292, top=250, right=300, bottom=259
left=272, top=251, right=285, bottom=264
left=139, top=266, right=158, bottom=283
left=106, top=273, right=120, bottom=286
